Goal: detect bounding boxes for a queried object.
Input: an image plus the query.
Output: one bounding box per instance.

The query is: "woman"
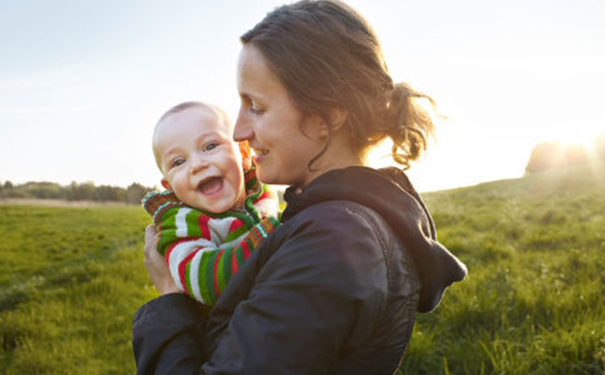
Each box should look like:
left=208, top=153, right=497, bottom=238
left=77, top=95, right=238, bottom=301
left=133, top=1, right=467, bottom=373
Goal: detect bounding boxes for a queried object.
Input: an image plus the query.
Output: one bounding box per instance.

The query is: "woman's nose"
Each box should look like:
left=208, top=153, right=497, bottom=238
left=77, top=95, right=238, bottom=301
left=233, top=108, right=252, bottom=142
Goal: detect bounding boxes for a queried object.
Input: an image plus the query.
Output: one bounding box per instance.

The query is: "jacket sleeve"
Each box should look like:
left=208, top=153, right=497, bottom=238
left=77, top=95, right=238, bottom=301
left=161, top=216, right=280, bottom=306
left=201, top=203, right=388, bottom=374
left=132, top=293, right=208, bottom=375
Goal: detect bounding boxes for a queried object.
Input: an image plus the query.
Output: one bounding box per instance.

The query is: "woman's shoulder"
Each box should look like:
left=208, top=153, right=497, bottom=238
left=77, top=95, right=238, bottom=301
left=287, top=199, right=387, bottom=230
left=272, top=199, right=397, bottom=262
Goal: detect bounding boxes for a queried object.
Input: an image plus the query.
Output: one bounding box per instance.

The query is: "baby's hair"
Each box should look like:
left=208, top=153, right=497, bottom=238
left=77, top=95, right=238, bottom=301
left=152, top=101, right=232, bottom=170
left=156, top=101, right=230, bottom=129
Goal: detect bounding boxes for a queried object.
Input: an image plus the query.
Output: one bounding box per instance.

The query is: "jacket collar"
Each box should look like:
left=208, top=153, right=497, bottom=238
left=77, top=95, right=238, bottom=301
left=282, top=166, right=467, bottom=313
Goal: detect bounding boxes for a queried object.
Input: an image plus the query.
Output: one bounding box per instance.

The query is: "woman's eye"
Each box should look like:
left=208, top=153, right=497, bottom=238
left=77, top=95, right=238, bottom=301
left=250, top=103, right=264, bottom=115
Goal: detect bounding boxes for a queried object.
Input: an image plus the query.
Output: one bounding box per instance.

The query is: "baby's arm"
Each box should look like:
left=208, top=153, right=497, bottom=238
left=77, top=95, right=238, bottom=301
left=160, top=215, right=279, bottom=306
left=142, top=189, right=280, bottom=306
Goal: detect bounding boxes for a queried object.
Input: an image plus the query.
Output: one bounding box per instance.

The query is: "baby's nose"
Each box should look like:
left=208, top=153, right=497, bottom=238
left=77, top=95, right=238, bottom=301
left=190, top=152, right=209, bottom=173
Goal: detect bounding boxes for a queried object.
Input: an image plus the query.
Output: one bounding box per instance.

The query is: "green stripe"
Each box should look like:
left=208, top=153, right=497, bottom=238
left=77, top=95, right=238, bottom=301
left=157, top=229, right=176, bottom=255
left=186, top=209, right=201, bottom=238
left=222, top=246, right=233, bottom=291
left=234, top=241, right=246, bottom=266
left=215, top=250, right=228, bottom=295
left=198, top=251, right=213, bottom=305
left=205, top=251, right=219, bottom=305
left=184, top=261, right=193, bottom=295
left=224, top=225, right=248, bottom=242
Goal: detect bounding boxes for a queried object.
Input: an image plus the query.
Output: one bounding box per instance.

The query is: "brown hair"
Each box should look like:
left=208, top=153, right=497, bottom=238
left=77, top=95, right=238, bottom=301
left=241, top=0, right=436, bottom=169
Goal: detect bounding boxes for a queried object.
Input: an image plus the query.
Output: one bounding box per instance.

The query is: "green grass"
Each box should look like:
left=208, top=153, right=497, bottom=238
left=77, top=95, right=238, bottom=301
left=399, top=166, right=605, bottom=374
left=1, top=165, right=604, bottom=374
left=0, top=205, right=155, bottom=374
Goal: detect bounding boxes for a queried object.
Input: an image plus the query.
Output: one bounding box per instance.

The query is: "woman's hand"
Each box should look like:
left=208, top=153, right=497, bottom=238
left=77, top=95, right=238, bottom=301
left=144, top=224, right=181, bottom=295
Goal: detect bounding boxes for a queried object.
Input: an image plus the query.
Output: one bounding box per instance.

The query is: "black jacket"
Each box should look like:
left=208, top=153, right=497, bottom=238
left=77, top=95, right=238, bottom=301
left=132, top=166, right=467, bottom=374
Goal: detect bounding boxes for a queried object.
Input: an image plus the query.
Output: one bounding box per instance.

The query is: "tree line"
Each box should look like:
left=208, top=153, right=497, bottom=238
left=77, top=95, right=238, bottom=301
left=0, top=181, right=155, bottom=205
left=2, top=134, right=603, bottom=202
left=525, top=134, right=605, bottom=174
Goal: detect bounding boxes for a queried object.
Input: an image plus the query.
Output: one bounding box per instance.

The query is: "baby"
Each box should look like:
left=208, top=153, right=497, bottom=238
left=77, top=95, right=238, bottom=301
left=142, top=101, right=280, bottom=306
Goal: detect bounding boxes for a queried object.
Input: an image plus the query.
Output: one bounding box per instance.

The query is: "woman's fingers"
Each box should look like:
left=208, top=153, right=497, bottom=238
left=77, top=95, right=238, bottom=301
left=143, top=224, right=181, bottom=295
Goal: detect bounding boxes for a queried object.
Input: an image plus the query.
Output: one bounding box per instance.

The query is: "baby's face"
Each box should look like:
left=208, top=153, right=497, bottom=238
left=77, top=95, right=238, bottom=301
left=154, top=107, right=246, bottom=213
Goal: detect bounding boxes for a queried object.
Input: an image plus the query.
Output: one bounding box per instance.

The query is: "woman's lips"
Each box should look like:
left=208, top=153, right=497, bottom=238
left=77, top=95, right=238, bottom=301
left=252, top=148, right=269, bottom=163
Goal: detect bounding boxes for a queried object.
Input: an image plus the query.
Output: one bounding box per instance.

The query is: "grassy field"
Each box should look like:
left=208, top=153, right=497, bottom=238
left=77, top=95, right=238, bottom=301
left=1, top=165, right=604, bottom=374
left=400, top=166, right=605, bottom=374
left=0, top=205, right=153, bottom=374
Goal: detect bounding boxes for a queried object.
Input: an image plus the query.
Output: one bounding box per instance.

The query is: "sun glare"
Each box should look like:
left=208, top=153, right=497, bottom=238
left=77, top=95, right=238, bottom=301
left=564, top=131, right=600, bottom=153
left=549, top=120, right=605, bottom=154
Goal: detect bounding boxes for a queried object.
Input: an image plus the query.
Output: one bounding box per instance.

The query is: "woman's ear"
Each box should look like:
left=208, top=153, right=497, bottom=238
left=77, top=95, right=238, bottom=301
left=328, top=108, right=348, bottom=132
left=302, top=108, right=348, bottom=140
left=161, top=179, right=172, bottom=191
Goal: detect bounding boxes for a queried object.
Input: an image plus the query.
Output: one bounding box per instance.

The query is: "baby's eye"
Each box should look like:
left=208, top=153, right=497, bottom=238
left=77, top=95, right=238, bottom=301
left=170, top=158, right=185, bottom=168
left=204, top=142, right=219, bottom=152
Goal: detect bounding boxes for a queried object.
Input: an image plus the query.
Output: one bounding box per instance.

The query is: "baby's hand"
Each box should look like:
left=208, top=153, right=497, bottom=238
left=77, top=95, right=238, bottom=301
left=142, top=190, right=182, bottom=217
left=143, top=224, right=180, bottom=295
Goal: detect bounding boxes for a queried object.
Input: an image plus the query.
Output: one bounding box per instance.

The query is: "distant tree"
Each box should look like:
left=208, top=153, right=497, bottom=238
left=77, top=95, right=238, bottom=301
left=0, top=180, right=154, bottom=203
left=525, top=142, right=565, bottom=174
left=126, top=183, right=153, bottom=205
left=68, top=181, right=96, bottom=201
left=95, top=185, right=126, bottom=202
left=25, top=182, right=64, bottom=199
left=563, top=143, right=589, bottom=166
left=525, top=136, right=605, bottom=174
left=1, top=181, right=26, bottom=198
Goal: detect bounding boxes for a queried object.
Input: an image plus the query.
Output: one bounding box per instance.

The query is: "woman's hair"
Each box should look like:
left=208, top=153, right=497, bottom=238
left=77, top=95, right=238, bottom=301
left=241, top=0, right=436, bottom=170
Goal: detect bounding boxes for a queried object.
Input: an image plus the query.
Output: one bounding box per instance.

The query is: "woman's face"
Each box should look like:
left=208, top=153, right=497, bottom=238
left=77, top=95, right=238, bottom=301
left=234, top=44, right=327, bottom=188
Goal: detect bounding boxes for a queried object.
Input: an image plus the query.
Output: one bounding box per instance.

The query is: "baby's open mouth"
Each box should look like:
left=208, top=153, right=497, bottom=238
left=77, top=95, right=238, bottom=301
left=198, top=177, right=223, bottom=195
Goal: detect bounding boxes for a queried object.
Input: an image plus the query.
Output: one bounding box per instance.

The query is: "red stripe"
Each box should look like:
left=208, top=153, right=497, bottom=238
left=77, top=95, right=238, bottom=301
left=198, top=215, right=211, bottom=240
left=213, top=250, right=224, bottom=297
left=242, top=241, right=251, bottom=259
left=165, top=238, right=194, bottom=264
left=178, top=252, right=197, bottom=293
left=254, top=192, right=270, bottom=203
left=229, top=219, right=245, bottom=232
left=231, top=250, right=239, bottom=273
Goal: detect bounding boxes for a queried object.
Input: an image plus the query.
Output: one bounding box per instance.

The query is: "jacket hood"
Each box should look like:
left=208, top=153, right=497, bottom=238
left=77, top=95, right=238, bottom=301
left=281, top=166, right=467, bottom=313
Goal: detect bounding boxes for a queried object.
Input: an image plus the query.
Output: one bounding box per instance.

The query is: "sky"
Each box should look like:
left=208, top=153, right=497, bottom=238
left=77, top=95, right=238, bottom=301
left=1, top=0, right=604, bottom=193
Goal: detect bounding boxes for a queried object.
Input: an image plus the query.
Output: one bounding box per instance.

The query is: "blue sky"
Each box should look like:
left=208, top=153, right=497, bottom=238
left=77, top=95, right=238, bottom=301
left=1, top=0, right=604, bottom=192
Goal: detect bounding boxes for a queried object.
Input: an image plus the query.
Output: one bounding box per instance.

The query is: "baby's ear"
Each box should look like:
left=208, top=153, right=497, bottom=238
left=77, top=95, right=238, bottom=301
left=161, top=179, right=172, bottom=191
left=239, top=141, right=253, bottom=171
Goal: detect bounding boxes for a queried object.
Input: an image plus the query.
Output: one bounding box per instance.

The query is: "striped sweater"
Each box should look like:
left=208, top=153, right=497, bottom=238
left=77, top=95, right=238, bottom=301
left=142, top=177, right=280, bottom=306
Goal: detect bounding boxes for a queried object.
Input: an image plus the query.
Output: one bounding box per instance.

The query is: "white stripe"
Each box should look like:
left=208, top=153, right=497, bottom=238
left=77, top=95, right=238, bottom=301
left=175, top=207, right=192, bottom=237
left=256, top=222, right=267, bottom=237
left=168, top=238, right=209, bottom=290
left=167, top=238, right=216, bottom=304
left=188, top=252, right=205, bottom=304
left=168, top=241, right=191, bottom=291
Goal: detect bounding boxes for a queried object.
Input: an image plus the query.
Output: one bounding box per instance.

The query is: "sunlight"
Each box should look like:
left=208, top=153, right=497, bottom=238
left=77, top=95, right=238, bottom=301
left=563, top=131, right=601, bottom=153
left=549, top=120, right=604, bottom=154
